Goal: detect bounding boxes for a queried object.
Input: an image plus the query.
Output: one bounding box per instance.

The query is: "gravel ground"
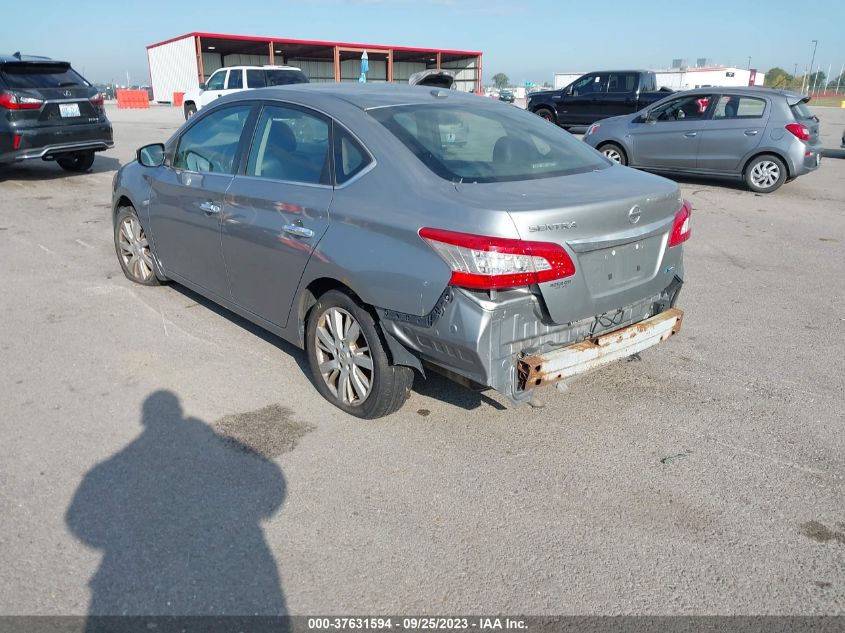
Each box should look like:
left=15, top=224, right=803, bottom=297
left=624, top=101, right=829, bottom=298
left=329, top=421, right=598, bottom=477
left=0, top=103, right=843, bottom=616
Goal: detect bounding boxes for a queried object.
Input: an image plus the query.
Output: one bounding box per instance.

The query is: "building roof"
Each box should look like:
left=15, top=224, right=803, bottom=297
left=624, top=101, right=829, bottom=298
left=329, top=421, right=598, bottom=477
left=147, top=32, right=481, bottom=62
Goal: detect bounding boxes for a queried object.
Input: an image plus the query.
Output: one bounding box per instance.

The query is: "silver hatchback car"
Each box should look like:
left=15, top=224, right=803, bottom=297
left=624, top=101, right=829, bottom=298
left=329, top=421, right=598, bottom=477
left=583, top=87, right=822, bottom=193
left=113, top=84, right=689, bottom=418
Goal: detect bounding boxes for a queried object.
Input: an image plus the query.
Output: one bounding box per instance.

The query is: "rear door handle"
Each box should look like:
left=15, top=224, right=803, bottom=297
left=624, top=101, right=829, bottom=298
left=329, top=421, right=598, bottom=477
left=744, top=130, right=759, bottom=136
left=199, top=201, right=221, bottom=214
left=282, top=224, right=314, bottom=238
left=684, top=132, right=697, bottom=138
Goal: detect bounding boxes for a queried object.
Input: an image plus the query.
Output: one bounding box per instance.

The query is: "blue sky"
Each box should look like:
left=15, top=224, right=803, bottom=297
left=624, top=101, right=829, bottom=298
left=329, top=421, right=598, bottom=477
left=4, top=0, right=844, bottom=84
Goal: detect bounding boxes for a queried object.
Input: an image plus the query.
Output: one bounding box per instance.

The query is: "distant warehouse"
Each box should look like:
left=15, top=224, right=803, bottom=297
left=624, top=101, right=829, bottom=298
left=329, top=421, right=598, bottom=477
left=147, top=32, right=483, bottom=102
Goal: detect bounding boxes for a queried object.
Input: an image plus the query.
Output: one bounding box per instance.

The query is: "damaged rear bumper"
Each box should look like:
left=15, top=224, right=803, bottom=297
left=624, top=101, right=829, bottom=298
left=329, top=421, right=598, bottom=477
left=379, top=276, right=684, bottom=405
left=518, top=308, right=683, bottom=390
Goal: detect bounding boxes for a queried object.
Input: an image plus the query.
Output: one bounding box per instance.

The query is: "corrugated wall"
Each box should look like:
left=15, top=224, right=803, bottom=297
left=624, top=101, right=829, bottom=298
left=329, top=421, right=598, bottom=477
left=340, top=58, right=387, bottom=82
left=287, top=59, right=335, bottom=82
left=148, top=36, right=199, bottom=102
left=441, top=58, right=478, bottom=92
left=203, top=53, right=272, bottom=75
left=391, top=61, right=428, bottom=83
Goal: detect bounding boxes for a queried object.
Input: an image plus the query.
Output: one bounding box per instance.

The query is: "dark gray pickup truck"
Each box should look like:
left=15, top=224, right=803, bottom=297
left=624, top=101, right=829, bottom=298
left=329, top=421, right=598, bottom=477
left=527, top=70, right=671, bottom=129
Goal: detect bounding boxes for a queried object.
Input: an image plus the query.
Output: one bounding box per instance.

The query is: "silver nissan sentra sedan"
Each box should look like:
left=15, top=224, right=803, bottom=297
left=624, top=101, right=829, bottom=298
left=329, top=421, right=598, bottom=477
left=112, top=84, right=689, bottom=418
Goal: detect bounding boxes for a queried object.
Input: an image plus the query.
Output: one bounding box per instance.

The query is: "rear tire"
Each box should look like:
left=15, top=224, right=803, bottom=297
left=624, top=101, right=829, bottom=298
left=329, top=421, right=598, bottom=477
left=745, top=154, right=786, bottom=193
left=184, top=103, right=197, bottom=120
left=306, top=290, right=413, bottom=419
left=57, top=151, right=95, bottom=173
left=598, top=142, right=627, bottom=166
left=534, top=107, right=556, bottom=124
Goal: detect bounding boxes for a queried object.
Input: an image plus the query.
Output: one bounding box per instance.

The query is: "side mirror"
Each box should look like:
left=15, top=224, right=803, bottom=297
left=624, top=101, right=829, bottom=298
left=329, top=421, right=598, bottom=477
left=641, top=111, right=656, bottom=123
left=566, top=86, right=574, bottom=96
left=198, top=82, right=206, bottom=91
left=137, top=143, right=165, bottom=168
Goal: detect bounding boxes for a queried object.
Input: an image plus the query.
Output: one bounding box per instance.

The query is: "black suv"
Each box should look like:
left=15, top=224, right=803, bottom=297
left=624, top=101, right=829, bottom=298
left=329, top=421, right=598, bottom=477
left=0, top=54, right=113, bottom=171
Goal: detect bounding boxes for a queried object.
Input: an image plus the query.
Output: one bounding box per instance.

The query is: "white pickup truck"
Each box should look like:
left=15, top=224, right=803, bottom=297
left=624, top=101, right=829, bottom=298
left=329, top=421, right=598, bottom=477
left=182, top=65, right=308, bottom=120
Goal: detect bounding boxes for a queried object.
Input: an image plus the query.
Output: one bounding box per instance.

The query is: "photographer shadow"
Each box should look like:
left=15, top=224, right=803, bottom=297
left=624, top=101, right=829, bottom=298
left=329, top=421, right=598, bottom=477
left=65, top=390, right=288, bottom=626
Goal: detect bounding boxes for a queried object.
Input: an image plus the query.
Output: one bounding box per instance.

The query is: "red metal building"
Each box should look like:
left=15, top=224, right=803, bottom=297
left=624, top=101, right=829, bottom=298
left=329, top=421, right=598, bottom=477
left=147, top=32, right=482, bottom=102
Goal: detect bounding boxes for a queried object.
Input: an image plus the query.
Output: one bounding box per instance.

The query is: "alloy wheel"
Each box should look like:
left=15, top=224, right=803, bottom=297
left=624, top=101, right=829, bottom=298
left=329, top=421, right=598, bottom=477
left=118, top=217, right=154, bottom=281
left=314, top=307, right=374, bottom=406
left=750, top=160, right=780, bottom=189
left=603, top=148, right=623, bottom=164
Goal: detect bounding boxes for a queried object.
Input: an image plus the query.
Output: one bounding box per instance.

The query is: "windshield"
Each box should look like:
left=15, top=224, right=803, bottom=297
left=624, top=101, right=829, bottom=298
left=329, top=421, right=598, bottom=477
left=369, top=103, right=607, bottom=183
left=0, top=63, right=89, bottom=89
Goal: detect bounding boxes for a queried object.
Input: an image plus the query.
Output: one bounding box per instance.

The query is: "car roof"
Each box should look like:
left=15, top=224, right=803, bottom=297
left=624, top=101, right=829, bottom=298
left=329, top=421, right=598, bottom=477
left=677, top=86, right=806, bottom=100
left=217, top=82, right=480, bottom=111
left=580, top=70, right=652, bottom=74
left=0, top=54, right=58, bottom=63
left=215, top=65, right=302, bottom=71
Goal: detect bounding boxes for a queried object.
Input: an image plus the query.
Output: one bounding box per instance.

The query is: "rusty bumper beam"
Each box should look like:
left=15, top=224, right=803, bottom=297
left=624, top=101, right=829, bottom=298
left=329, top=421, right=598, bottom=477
left=519, top=308, right=684, bottom=390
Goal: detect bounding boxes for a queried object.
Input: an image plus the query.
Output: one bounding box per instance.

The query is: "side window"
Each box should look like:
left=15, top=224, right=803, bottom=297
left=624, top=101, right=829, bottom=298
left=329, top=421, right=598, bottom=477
left=173, top=105, right=252, bottom=174
left=652, top=94, right=713, bottom=121
left=607, top=73, right=637, bottom=93
left=570, top=74, right=604, bottom=95
left=246, top=105, right=330, bottom=185
left=226, top=70, right=243, bottom=90
left=246, top=69, right=266, bottom=88
left=334, top=127, right=372, bottom=184
left=713, top=95, right=766, bottom=119
left=205, top=70, right=226, bottom=91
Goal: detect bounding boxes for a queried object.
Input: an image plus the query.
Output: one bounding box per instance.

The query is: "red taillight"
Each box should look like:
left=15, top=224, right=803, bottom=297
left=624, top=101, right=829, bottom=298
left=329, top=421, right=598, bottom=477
left=669, top=200, right=692, bottom=247
left=13, top=134, right=21, bottom=150
left=419, top=227, right=576, bottom=290
left=785, top=123, right=810, bottom=141
left=89, top=92, right=104, bottom=107
left=0, top=91, right=44, bottom=110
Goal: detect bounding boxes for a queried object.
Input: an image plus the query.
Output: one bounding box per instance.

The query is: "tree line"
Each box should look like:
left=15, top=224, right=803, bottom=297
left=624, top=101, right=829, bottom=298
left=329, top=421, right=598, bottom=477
left=765, top=67, right=845, bottom=93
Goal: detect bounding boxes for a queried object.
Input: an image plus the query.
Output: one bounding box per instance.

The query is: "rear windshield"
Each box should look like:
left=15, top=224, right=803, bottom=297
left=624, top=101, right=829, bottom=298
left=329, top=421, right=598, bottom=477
left=265, top=70, right=308, bottom=86
left=369, top=103, right=607, bottom=183
left=790, top=101, right=816, bottom=120
left=0, top=63, right=89, bottom=89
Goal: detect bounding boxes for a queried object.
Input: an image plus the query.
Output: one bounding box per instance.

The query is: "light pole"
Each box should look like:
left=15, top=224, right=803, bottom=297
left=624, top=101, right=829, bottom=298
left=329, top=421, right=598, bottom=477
left=804, top=39, right=818, bottom=94
left=747, top=56, right=751, bottom=70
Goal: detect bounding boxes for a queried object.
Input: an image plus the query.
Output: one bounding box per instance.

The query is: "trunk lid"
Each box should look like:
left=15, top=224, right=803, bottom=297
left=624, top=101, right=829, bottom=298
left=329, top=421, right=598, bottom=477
left=408, top=69, right=456, bottom=89
left=456, top=166, right=682, bottom=325
left=789, top=96, right=820, bottom=145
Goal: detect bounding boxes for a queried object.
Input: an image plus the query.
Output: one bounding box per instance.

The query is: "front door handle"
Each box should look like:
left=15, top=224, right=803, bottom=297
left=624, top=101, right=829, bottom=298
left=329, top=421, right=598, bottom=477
left=282, top=224, right=315, bottom=238
left=199, top=201, right=221, bottom=215
left=744, top=130, right=759, bottom=136
left=684, top=132, right=697, bottom=138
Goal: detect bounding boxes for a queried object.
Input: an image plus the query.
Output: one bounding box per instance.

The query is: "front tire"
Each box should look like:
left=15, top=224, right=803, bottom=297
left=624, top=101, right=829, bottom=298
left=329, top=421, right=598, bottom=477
left=534, top=107, right=556, bottom=124
left=598, top=142, right=627, bottom=166
left=745, top=154, right=786, bottom=193
left=114, top=206, right=160, bottom=286
left=306, top=290, right=413, bottom=418
left=57, top=151, right=95, bottom=173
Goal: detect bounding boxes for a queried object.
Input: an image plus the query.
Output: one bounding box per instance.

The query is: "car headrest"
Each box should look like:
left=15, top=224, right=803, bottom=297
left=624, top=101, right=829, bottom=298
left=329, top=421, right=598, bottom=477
left=267, top=120, right=296, bottom=152
left=493, top=136, right=532, bottom=165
